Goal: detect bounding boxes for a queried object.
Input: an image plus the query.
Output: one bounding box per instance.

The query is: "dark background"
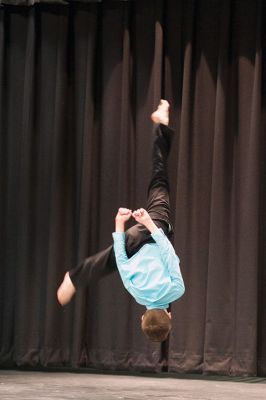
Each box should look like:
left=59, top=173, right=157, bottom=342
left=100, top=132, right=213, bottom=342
left=0, top=0, right=266, bottom=377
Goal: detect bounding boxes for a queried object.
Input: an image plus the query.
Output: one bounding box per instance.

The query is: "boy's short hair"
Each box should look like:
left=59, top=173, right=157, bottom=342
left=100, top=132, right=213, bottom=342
left=141, top=309, right=172, bottom=342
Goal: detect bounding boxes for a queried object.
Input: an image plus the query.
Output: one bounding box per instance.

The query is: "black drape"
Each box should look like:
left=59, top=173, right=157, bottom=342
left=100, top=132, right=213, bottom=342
left=0, top=0, right=266, bottom=377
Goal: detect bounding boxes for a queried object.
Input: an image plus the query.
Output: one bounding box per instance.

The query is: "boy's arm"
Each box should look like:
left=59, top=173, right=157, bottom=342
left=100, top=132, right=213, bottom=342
left=112, top=208, right=131, bottom=286
left=151, top=229, right=182, bottom=279
left=133, top=208, right=185, bottom=286
left=112, top=232, right=128, bottom=265
left=152, top=229, right=185, bottom=298
left=115, top=207, right=131, bottom=233
left=113, top=207, right=132, bottom=264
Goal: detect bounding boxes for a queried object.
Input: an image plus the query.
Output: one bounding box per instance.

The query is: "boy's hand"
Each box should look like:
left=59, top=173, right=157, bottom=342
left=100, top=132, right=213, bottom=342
left=115, top=207, right=132, bottom=222
left=132, top=208, right=151, bottom=225
left=132, top=208, right=158, bottom=233
left=115, top=208, right=132, bottom=232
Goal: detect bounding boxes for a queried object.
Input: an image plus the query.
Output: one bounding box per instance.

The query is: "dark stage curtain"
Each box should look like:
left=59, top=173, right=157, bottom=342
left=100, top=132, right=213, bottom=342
left=0, top=0, right=266, bottom=377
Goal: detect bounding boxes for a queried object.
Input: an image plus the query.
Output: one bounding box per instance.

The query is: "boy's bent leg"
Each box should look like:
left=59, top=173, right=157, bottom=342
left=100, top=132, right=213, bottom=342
left=57, top=245, right=116, bottom=306
left=57, top=271, right=76, bottom=306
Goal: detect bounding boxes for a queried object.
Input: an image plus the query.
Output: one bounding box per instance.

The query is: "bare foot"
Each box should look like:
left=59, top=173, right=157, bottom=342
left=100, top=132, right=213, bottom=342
left=151, top=99, right=169, bottom=126
left=57, top=271, right=76, bottom=306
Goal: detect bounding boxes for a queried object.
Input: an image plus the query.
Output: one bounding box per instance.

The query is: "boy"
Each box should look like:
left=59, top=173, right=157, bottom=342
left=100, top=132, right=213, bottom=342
left=57, top=100, right=185, bottom=342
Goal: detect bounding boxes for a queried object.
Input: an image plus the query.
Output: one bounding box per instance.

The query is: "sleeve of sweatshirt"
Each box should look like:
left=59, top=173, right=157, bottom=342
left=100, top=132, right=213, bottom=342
left=151, top=228, right=185, bottom=294
left=112, top=232, right=131, bottom=288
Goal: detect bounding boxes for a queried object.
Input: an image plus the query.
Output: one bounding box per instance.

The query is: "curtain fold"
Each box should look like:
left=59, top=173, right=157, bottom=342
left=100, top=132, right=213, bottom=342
left=0, top=0, right=265, bottom=376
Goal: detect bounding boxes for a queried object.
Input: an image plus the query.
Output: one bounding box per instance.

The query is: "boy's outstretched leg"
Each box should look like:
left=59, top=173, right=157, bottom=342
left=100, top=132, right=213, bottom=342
left=125, top=99, right=174, bottom=257
left=146, top=99, right=173, bottom=228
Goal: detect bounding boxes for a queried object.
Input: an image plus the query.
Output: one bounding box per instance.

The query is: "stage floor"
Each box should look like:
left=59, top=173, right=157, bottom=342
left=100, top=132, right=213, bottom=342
left=0, top=370, right=265, bottom=400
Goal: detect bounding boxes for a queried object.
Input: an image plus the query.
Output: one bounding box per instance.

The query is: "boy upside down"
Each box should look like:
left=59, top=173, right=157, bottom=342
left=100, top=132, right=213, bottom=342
left=57, top=100, right=185, bottom=342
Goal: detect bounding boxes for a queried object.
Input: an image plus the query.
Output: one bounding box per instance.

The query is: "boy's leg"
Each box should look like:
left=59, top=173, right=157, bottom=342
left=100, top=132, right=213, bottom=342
left=125, top=101, right=174, bottom=257
left=145, top=122, right=173, bottom=228
left=57, top=245, right=116, bottom=305
left=146, top=99, right=173, bottom=226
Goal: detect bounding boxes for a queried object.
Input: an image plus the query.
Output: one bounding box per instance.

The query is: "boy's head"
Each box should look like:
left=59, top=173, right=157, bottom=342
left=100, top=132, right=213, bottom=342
left=141, top=309, right=172, bottom=342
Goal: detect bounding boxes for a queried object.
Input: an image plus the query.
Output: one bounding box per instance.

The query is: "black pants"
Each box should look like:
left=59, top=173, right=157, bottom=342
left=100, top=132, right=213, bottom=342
left=70, top=124, right=174, bottom=288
